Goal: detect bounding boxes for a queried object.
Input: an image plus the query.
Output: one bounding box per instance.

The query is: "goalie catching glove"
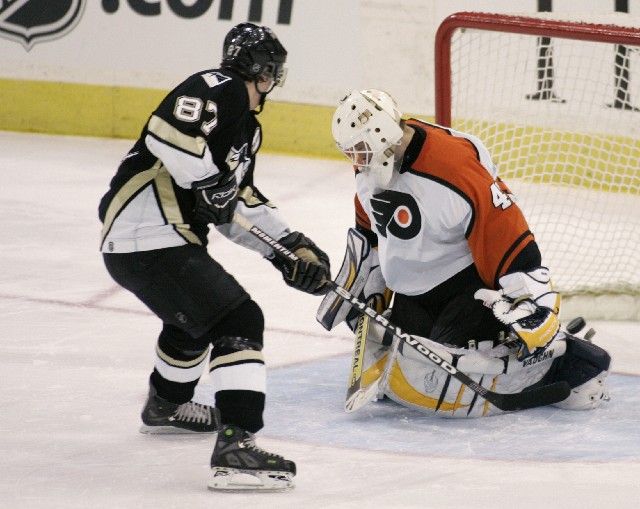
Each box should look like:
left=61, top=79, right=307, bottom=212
left=474, top=267, right=561, bottom=360
left=317, top=228, right=391, bottom=331
left=268, top=231, right=331, bottom=295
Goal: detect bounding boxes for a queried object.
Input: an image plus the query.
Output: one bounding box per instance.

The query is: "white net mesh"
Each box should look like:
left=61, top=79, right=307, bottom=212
left=445, top=13, right=640, bottom=299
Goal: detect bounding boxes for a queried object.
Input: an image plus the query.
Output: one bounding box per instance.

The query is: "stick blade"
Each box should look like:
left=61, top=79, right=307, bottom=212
left=345, top=380, right=381, bottom=413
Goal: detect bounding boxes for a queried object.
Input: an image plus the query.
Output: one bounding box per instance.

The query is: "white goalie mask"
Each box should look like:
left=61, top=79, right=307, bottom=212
left=332, top=89, right=404, bottom=188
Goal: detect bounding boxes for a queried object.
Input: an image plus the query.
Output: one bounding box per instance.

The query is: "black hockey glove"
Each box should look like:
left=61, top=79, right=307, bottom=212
left=192, top=172, right=238, bottom=225
left=270, top=232, right=331, bottom=295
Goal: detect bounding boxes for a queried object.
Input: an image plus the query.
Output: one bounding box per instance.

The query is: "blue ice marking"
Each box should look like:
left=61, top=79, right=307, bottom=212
left=264, top=355, right=640, bottom=462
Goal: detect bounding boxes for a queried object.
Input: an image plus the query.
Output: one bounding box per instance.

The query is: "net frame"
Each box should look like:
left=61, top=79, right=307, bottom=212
left=434, top=11, right=640, bottom=319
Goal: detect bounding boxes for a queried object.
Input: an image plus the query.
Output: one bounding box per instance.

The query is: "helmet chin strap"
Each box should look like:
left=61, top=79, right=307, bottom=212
left=253, top=79, right=274, bottom=114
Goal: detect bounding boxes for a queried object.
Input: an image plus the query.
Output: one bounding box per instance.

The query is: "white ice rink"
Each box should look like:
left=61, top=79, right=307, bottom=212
left=0, top=131, right=639, bottom=509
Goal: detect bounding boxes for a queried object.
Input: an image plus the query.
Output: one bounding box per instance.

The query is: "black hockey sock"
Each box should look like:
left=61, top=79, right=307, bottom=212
left=216, top=390, right=265, bottom=433
left=149, top=371, right=198, bottom=404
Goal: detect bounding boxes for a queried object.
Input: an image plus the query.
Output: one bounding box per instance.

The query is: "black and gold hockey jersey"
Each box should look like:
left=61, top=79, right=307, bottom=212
left=99, top=68, right=290, bottom=256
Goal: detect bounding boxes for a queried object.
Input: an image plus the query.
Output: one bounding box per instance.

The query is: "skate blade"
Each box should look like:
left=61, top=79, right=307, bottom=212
left=208, top=468, right=294, bottom=492
left=139, top=424, right=217, bottom=435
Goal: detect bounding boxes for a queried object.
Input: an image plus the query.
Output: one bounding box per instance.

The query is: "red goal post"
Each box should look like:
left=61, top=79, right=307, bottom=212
left=436, top=12, right=640, bottom=126
left=434, top=12, right=640, bottom=320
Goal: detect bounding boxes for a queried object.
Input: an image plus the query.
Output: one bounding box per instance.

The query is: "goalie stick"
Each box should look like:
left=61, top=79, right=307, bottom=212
left=344, top=315, right=400, bottom=412
left=233, top=214, right=571, bottom=412
left=344, top=315, right=379, bottom=411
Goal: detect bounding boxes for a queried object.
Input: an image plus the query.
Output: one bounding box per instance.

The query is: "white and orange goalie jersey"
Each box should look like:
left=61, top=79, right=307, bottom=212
left=354, top=118, right=535, bottom=294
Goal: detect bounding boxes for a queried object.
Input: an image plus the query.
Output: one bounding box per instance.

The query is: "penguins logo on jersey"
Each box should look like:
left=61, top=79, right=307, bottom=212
left=0, top=0, right=86, bottom=51
left=370, top=190, right=421, bottom=240
left=226, top=143, right=252, bottom=181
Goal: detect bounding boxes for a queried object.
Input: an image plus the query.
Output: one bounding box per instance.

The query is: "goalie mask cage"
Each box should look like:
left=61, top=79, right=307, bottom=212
left=435, top=11, right=640, bottom=320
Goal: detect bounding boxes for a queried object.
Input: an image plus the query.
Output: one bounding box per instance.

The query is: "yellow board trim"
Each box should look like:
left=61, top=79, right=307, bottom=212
left=4, top=77, right=636, bottom=191
left=0, top=78, right=342, bottom=159
left=452, top=119, right=640, bottom=194
left=0, top=78, right=165, bottom=139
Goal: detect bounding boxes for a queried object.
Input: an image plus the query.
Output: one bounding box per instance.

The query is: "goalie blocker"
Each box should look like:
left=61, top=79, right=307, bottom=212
left=317, top=227, right=391, bottom=331
left=358, top=317, right=610, bottom=417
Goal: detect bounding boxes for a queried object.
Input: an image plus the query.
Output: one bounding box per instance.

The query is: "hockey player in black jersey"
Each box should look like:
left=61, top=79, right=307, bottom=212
left=99, top=23, right=329, bottom=490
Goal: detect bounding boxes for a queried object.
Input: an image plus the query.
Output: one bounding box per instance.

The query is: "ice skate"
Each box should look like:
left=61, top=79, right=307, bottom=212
left=208, top=425, right=296, bottom=491
left=139, top=385, right=220, bottom=434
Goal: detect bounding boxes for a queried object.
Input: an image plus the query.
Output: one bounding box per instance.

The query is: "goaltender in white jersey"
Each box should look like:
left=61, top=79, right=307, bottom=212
left=317, top=89, right=611, bottom=416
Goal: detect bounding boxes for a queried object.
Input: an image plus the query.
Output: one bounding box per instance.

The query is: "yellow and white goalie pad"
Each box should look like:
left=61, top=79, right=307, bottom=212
left=360, top=320, right=573, bottom=418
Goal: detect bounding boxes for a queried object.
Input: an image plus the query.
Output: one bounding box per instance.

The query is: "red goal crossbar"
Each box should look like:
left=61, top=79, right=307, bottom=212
left=434, top=11, right=640, bottom=126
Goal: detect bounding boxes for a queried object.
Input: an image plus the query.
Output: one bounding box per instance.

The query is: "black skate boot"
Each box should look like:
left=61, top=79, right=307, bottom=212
left=140, top=385, right=220, bottom=434
left=208, top=425, right=296, bottom=491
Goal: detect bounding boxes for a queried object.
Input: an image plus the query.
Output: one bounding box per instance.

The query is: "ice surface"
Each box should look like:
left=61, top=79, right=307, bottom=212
left=0, top=132, right=638, bottom=509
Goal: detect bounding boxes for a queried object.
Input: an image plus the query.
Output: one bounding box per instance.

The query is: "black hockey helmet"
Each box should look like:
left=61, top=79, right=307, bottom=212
left=221, top=23, right=287, bottom=87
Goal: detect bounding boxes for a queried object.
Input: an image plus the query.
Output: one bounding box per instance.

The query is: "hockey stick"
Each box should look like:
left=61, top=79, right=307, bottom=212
left=344, top=315, right=400, bottom=412
left=233, top=214, right=571, bottom=412
left=344, top=315, right=379, bottom=411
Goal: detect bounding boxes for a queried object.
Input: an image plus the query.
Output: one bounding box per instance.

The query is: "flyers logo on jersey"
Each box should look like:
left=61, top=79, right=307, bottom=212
left=370, top=190, right=421, bottom=240
left=0, top=0, right=86, bottom=51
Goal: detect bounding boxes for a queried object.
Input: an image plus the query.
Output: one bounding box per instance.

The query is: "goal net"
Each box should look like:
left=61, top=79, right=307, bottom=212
left=435, top=12, right=640, bottom=320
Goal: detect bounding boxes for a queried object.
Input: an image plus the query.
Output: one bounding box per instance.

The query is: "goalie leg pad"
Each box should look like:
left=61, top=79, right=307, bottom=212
left=380, top=328, right=611, bottom=416
left=547, top=333, right=611, bottom=410
left=559, top=333, right=611, bottom=385
left=385, top=337, right=562, bottom=418
left=356, top=316, right=392, bottom=387
left=552, top=370, right=609, bottom=410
